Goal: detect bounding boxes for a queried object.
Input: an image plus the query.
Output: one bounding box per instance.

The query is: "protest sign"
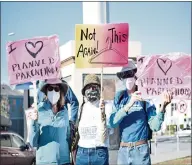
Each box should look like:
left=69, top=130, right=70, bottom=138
left=136, top=53, right=191, bottom=100
left=75, top=23, right=129, bottom=68
left=7, top=35, right=61, bottom=85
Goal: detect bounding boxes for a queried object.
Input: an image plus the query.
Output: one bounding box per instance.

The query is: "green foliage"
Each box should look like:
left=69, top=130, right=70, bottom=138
left=166, top=125, right=177, bottom=134
left=180, top=124, right=184, bottom=130
left=0, top=95, right=10, bottom=118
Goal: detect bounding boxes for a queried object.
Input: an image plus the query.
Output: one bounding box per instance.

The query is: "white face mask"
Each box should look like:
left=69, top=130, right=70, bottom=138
left=124, top=77, right=136, bottom=90
left=47, top=91, right=60, bottom=105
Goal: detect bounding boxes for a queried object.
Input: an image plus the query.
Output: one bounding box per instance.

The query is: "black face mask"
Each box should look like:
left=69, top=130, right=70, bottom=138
left=84, top=84, right=100, bottom=102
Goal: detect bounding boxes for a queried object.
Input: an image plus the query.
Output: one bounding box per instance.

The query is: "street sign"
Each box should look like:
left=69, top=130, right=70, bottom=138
left=178, top=100, right=187, bottom=113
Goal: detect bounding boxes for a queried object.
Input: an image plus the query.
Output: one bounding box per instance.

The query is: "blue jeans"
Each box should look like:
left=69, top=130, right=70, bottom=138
left=76, top=146, right=109, bottom=165
left=117, top=143, right=151, bottom=165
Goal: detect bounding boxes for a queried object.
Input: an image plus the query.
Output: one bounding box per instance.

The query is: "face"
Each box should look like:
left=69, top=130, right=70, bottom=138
left=123, top=77, right=136, bottom=91
left=46, top=84, right=61, bottom=105
left=84, top=84, right=100, bottom=103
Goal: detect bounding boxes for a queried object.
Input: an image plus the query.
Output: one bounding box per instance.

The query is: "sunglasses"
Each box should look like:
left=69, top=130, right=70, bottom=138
left=117, top=68, right=137, bottom=80
left=47, top=86, right=60, bottom=92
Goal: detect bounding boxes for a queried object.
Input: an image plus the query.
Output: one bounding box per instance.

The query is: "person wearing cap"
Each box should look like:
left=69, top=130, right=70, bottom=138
left=28, top=78, right=71, bottom=165
left=75, top=74, right=113, bottom=165
left=109, top=60, right=172, bottom=165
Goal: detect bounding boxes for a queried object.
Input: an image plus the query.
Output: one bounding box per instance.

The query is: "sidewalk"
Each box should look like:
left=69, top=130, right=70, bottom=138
left=109, top=149, right=191, bottom=165
left=151, top=149, right=191, bottom=164
left=151, top=135, right=175, bottom=142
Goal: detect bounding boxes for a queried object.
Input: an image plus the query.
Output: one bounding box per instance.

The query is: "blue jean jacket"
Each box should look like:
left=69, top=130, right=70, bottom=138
left=38, top=85, right=79, bottom=122
left=109, top=90, right=165, bottom=142
left=28, top=101, right=70, bottom=165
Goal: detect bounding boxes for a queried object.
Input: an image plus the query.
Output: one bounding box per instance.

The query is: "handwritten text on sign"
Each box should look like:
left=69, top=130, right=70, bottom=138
left=136, top=54, right=191, bottom=100
left=7, top=35, right=61, bottom=85
left=75, top=23, right=129, bottom=68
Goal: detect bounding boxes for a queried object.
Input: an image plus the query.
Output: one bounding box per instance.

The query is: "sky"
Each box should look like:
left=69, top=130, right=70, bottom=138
left=1, top=2, right=191, bottom=84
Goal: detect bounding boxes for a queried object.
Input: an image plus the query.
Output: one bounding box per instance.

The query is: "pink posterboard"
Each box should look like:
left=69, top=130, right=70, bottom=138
left=7, top=35, right=61, bottom=85
left=136, top=53, right=191, bottom=100
left=75, top=23, right=129, bottom=68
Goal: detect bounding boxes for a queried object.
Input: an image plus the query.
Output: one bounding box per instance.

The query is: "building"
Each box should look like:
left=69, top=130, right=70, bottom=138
left=1, top=84, right=24, bottom=136
left=164, top=99, right=191, bottom=129
left=1, top=84, right=33, bottom=137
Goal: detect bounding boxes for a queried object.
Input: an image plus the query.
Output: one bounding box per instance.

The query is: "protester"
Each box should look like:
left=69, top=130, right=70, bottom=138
left=75, top=74, right=113, bottom=165
left=37, top=78, right=79, bottom=122
left=28, top=78, right=71, bottom=165
left=109, top=61, right=172, bottom=165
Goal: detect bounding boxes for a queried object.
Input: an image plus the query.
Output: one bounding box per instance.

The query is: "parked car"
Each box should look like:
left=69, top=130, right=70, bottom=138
left=176, top=127, right=191, bottom=137
left=0, top=130, right=36, bottom=165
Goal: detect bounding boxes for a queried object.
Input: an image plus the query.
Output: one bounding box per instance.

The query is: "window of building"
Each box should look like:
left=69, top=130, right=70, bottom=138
left=0, top=134, right=12, bottom=147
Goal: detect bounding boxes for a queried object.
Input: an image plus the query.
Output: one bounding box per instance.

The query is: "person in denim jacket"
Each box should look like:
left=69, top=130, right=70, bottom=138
left=37, top=79, right=79, bottom=122
left=109, top=61, right=172, bottom=165
left=28, top=78, right=71, bottom=165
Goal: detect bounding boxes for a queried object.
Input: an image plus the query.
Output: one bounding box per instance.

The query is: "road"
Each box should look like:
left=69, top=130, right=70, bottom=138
left=108, top=136, right=191, bottom=164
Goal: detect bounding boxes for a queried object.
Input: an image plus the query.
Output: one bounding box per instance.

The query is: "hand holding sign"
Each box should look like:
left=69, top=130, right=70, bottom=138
left=125, top=91, right=143, bottom=112
left=160, top=91, right=173, bottom=111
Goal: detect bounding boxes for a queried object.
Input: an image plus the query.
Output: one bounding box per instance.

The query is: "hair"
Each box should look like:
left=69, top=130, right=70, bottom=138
left=44, top=84, right=65, bottom=111
left=81, top=97, right=85, bottom=111
left=134, top=75, right=138, bottom=92
left=76, top=97, right=85, bottom=125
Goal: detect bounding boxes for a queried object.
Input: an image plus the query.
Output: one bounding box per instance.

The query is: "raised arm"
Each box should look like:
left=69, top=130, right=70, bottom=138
left=65, top=86, right=79, bottom=123
left=146, top=101, right=165, bottom=132
left=147, top=92, right=172, bottom=132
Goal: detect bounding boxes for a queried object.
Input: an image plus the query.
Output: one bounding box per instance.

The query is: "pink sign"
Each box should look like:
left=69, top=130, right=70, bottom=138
left=75, top=23, right=129, bottom=68
left=136, top=53, right=191, bottom=100
left=7, top=35, right=61, bottom=85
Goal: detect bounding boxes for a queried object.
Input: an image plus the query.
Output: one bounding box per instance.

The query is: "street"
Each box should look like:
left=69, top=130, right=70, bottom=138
left=109, top=136, right=191, bottom=164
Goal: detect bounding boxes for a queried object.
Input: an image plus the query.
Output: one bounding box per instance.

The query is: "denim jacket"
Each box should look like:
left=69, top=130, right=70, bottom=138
left=109, top=90, right=165, bottom=143
left=28, top=101, right=70, bottom=165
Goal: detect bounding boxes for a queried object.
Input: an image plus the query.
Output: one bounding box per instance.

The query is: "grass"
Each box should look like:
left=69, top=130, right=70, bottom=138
left=153, top=156, right=191, bottom=165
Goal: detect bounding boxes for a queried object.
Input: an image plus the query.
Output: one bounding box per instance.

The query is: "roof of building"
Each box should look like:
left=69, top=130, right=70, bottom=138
left=1, top=84, right=23, bottom=96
